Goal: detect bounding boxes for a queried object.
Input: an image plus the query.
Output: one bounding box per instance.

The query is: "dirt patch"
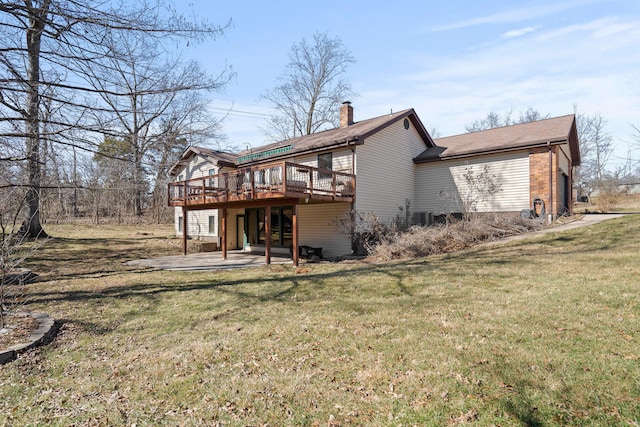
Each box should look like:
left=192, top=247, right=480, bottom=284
left=0, top=312, right=40, bottom=349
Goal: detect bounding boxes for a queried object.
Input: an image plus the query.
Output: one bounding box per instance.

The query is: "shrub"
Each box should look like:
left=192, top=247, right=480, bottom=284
left=369, top=215, right=545, bottom=262
left=333, top=210, right=388, bottom=256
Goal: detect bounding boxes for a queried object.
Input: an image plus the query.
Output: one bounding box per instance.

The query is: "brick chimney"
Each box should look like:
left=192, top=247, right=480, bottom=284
left=340, top=101, right=354, bottom=128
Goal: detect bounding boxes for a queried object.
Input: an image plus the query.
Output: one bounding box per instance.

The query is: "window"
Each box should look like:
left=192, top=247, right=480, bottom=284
left=178, top=216, right=183, bottom=232
left=178, top=174, right=184, bottom=182
left=208, top=216, right=216, bottom=234
left=318, top=152, right=332, bottom=181
left=318, top=152, right=332, bottom=171
left=208, top=169, right=217, bottom=187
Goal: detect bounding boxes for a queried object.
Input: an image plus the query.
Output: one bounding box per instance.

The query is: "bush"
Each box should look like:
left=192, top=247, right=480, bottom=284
left=369, top=215, right=545, bottom=262
left=595, top=190, right=623, bottom=212
left=333, top=210, right=388, bottom=256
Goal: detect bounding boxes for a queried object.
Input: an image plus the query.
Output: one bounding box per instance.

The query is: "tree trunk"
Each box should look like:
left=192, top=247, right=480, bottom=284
left=22, top=2, right=50, bottom=238
left=133, top=148, right=143, bottom=216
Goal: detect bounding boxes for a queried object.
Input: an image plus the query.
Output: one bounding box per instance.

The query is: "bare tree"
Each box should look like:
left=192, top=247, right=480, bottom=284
left=439, top=164, right=502, bottom=224
left=631, top=125, right=640, bottom=177
left=262, top=32, right=355, bottom=141
left=465, top=111, right=508, bottom=132
left=0, top=1, right=230, bottom=236
left=73, top=29, right=229, bottom=216
left=573, top=106, right=613, bottom=196
left=518, top=107, right=550, bottom=124
left=465, top=107, right=548, bottom=132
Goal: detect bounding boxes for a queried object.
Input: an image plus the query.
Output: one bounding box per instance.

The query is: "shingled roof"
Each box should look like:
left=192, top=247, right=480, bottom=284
left=236, top=108, right=434, bottom=165
left=414, top=114, right=580, bottom=166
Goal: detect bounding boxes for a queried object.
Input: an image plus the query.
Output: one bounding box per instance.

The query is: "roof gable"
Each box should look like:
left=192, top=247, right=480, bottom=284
left=169, top=146, right=238, bottom=176
left=414, top=114, right=580, bottom=166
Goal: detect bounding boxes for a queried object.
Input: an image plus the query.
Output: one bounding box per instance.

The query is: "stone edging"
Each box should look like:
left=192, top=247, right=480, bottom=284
left=0, top=312, right=57, bottom=365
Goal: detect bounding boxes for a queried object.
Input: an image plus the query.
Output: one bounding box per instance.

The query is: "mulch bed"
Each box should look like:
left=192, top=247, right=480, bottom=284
left=0, top=312, right=40, bottom=349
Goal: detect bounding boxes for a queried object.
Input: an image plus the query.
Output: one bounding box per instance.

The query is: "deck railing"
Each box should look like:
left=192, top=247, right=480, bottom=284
left=168, top=161, right=355, bottom=207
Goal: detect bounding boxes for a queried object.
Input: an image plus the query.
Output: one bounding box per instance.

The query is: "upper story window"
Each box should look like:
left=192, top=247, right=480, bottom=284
left=178, top=174, right=184, bottom=182
left=318, top=152, right=332, bottom=171
left=318, top=152, right=333, bottom=180
left=209, top=168, right=216, bottom=175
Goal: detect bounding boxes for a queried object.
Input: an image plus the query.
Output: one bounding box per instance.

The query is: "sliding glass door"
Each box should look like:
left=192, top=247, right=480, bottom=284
left=245, top=206, right=293, bottom=247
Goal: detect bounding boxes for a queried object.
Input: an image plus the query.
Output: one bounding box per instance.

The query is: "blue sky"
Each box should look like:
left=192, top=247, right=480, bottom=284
left=179, top=0, right=639, bottom=167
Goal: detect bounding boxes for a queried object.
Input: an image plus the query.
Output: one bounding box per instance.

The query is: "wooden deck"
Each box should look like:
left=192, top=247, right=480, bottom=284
left=168, top=161, right=355, bottom=208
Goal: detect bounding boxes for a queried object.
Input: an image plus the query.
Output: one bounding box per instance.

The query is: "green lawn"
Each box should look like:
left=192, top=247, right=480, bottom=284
left=1, top=217, right=639, bottom=426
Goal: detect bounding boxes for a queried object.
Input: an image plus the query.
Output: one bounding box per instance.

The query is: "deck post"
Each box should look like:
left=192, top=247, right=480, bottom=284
left=182, top=207, right=188, bottom=255
left=265, top=206, right=271, bottom=265
left=332, top=173, right=337, bottom=196
left=221, top=207, right=227, bottom=260
left=282, top=162, right=288, bottom=194
left=292, top=203, right=299, bottom=267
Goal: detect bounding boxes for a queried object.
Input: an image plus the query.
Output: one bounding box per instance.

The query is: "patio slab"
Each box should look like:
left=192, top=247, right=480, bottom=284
left=126, top=250, right=293, bottom=271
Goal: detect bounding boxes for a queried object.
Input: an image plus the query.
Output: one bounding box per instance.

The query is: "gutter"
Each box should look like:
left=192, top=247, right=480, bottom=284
left=413, top=138, right=569, bottom=164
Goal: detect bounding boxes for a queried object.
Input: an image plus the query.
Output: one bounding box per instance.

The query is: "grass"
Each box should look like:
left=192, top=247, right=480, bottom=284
left=1, top=218, right=639, bottom=426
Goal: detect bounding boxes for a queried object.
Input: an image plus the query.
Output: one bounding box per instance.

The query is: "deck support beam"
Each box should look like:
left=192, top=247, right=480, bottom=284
left=221, top=207, right=227, bottom=260
left=181, top=207, right=188, bottom=255
left=265, top=206, right=271, bottom=265
left=292, top=203, right=299, bottom=267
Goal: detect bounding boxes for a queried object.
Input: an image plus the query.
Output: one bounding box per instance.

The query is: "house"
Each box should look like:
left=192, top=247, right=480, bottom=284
left=168, top=103, right=580, bottom=265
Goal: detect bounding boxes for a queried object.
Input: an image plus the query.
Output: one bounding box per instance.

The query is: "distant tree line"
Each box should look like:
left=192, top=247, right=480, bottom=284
left=0, top=0, right=233, bottom=234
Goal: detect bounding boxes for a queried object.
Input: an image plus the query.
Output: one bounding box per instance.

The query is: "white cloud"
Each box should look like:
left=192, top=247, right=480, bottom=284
left=431, top=0, right=604, bottom=32
left=377, top=13, right=640, bottom=167
left=501, top=26, right=541, bottom=38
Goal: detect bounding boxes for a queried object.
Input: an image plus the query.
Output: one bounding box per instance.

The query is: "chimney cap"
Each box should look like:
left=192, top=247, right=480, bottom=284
left=342, top=101, right=352, bottom=105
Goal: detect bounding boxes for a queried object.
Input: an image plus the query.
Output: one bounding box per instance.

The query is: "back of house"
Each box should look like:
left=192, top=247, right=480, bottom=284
left=168, top=104, right=579, bottom=260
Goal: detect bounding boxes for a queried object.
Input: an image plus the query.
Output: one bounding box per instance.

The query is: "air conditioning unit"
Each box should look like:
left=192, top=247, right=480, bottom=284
left=413, top=212, right=434, bottom=226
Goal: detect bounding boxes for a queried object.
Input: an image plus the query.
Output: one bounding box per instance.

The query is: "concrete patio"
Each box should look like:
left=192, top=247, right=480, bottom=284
left=126, top=250, right=293, bottom=271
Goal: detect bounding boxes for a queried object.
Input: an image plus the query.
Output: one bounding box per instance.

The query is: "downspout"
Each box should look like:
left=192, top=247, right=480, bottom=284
left=569, top=163, right=574, bottom=215
left=349, top=142, right=357, bottom=254
left=350, top=143, right=356, bottom=207
left=548, top=141, right=553, bottom=223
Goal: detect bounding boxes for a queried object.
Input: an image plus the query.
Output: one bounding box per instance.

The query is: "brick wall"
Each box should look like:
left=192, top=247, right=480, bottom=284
left=529, top=146, right=569, bottom=218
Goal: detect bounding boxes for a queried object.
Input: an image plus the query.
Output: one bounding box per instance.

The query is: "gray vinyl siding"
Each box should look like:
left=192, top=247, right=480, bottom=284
left=178, top=210, right=219, bottom=240
left=175, top=207, right=220, bottom=239
left=414, top=152, right=530, bottom=215
left=354, top=119, right=426, bottom=224
left=298, top=203, right=352, bottom=257
left=179, top=154, right=221, bottom=180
